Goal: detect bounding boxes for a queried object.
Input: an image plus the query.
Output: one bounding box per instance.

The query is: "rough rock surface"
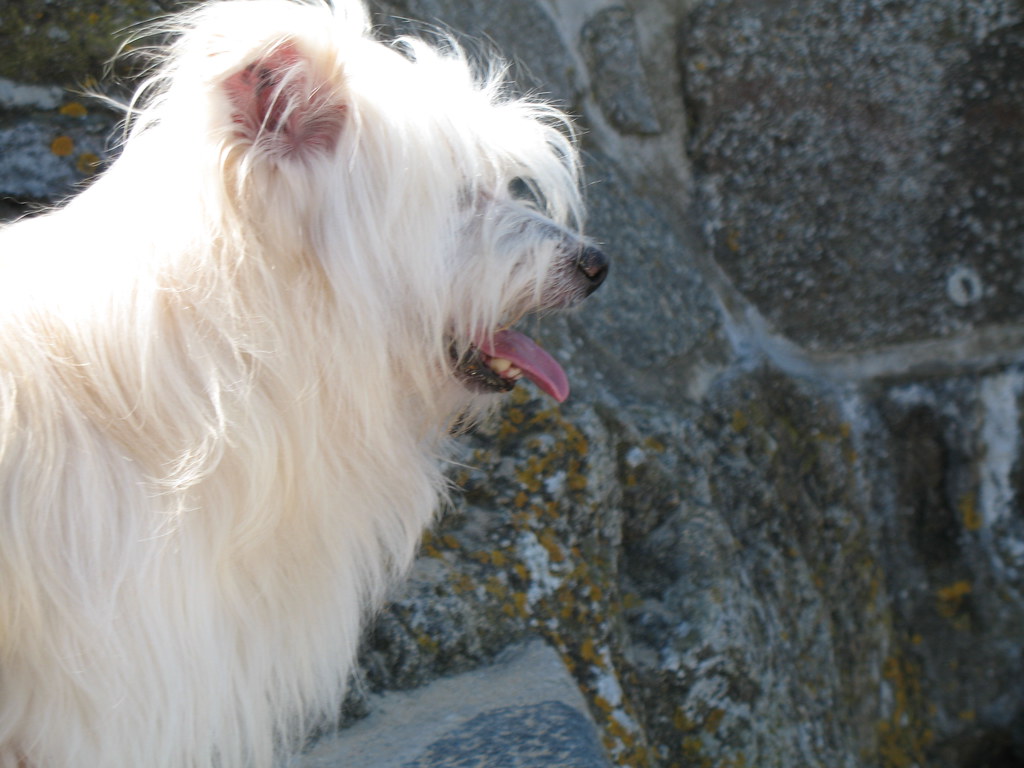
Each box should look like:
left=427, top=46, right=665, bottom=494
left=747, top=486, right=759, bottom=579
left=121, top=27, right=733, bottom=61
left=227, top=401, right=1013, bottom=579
left=3, top=1, right=1024, bottom=767
left=680, top=0, right=1024, bottom=354
left=303, top=641, right=611, bottom=767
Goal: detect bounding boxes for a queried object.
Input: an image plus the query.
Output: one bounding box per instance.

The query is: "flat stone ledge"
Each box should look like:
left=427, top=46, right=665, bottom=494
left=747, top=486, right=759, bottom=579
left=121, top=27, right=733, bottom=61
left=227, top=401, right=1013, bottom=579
left=299, top=640, right=612, bottom=768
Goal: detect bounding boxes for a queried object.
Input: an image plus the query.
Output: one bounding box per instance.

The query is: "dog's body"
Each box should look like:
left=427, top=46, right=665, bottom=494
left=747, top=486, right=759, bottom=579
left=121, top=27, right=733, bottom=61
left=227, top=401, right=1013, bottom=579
left=0, top=2, right=605, bottom=765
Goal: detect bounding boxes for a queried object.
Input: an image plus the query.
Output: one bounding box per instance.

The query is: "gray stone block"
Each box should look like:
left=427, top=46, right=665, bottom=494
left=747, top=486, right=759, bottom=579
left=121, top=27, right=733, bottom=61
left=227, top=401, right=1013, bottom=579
left=680, top=0, right=1024, bottom=354
left=300, top=641, right=611, bottom=768
left=581, top=7, right=662, bottom=136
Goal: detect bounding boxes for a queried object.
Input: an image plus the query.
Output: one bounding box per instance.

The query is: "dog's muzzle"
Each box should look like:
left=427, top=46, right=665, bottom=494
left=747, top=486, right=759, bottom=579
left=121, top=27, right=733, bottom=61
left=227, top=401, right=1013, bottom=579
left=454, top=244, right=609, bottom=402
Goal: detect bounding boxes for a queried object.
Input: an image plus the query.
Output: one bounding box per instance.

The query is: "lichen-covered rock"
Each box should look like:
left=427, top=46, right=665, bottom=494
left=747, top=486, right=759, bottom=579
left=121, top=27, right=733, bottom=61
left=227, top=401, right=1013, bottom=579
left=0, top=106, right=113, bottom=202
left=0, top=1, right=164, bottom=86
left=867, top=372, right=1024, bottom=763
left=615, top=372, right=885, bottom=767
left=3, top=1, right=1024, bottom=766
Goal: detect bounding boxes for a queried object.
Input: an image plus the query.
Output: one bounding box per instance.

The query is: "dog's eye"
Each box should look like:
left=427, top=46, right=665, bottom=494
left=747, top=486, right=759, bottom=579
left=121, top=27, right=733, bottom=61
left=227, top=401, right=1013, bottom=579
left=508, top=177, right=531, bottom=199
left=508, top=177, right=543, bottom=209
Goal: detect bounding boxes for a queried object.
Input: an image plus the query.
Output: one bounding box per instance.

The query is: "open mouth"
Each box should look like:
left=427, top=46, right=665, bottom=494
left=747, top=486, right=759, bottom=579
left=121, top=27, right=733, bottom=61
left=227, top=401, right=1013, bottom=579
left=452, top=244, right=607, bottom=404
left=454, top=328, right=570, bottom=403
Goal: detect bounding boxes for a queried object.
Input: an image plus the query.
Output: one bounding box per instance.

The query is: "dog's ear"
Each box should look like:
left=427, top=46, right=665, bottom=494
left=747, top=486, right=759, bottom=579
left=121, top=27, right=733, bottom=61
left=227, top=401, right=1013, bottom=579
left=224, top=42, right=346, bottom=158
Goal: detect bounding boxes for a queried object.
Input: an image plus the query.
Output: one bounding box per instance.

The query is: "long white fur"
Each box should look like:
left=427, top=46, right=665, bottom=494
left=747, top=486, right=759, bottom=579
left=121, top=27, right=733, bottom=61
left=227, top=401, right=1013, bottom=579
left=0, top=1, right=590, bottom=765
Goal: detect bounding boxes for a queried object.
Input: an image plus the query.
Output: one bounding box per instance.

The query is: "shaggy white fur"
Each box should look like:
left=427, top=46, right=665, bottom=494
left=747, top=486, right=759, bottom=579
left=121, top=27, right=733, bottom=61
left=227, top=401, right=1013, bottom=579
left=0, top=1, right=606, bottom=766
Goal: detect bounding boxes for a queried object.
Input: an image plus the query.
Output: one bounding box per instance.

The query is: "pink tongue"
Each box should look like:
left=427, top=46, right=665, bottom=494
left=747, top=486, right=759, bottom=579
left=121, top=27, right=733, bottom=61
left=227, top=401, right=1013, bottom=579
left=479, top=330, right=570, bottom=403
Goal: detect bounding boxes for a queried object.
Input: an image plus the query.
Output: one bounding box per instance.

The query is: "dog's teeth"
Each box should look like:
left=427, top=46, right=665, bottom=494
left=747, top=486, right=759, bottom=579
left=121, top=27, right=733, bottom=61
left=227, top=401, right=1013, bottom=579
left=488, top=357, right=512, bottom=374
left=485, top=357, right=524, bottom=381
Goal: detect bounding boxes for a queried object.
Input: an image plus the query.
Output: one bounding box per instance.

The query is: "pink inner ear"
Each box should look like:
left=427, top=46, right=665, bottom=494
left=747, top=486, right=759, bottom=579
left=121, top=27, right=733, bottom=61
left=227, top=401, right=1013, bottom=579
left=225, top=42, right=346, bottom=156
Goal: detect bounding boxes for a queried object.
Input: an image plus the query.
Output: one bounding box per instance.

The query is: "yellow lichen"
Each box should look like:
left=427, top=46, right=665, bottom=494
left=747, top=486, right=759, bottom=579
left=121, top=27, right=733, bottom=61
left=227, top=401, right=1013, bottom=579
left=643, top=437, right=666, bottom=452
left=703, top=708, right=726, bottom=733
left=59, top=101, right=87, bottom=117
left=724, top=228, right=741, bottom=253
left=50, top=135, right=74, bottom=157
left=483, top=575, right=506, bottom=599
left=958, top=494, right=982, bottom=532
left=593, top=695, right=613, bottom=714
left=538, top=529, right=565, bottom=563
left=731, top=409, right=748, bottom=432
left=416, top=633, right=439, bottom=654
left=511, top=591, right=527, bottom=617
left=936, top=580, right=972, bottom=620
left=877, top=654, right=931, bottom=768
left=673, top=707, right=696, bottom=732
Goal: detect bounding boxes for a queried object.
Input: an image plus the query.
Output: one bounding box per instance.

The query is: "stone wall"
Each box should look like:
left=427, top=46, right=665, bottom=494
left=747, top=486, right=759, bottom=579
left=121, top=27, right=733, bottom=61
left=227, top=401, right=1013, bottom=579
left=2, top=0, right=1023, bottom=765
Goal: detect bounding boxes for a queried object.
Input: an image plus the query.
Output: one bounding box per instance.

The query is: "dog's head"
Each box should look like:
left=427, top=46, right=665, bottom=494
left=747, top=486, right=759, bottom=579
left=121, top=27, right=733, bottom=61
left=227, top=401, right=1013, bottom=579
left=136, top=0, right=606, bottom=407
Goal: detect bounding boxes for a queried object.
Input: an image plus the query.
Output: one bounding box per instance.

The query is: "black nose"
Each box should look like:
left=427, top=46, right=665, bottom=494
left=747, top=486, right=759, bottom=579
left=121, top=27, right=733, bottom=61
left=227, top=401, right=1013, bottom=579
left=577, top=246, right=609, bottom=294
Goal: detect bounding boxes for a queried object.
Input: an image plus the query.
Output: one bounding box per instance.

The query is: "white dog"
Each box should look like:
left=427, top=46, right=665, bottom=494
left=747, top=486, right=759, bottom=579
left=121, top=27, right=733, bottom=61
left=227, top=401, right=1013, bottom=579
left=0, top=1, right=607, bottom=765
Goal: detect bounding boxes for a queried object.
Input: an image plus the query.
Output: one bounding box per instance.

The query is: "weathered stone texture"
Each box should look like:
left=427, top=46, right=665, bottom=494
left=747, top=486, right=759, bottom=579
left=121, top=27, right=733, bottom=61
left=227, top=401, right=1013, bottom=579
left=680, top=0, right=1024, bottom=354
left=581, top=7, right=662, bottom=136
left=0, top=1, right=165, bottom=86
left=3, top=0, right=1024, bottom=766
left=373, top=0, right=578, bottom=106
